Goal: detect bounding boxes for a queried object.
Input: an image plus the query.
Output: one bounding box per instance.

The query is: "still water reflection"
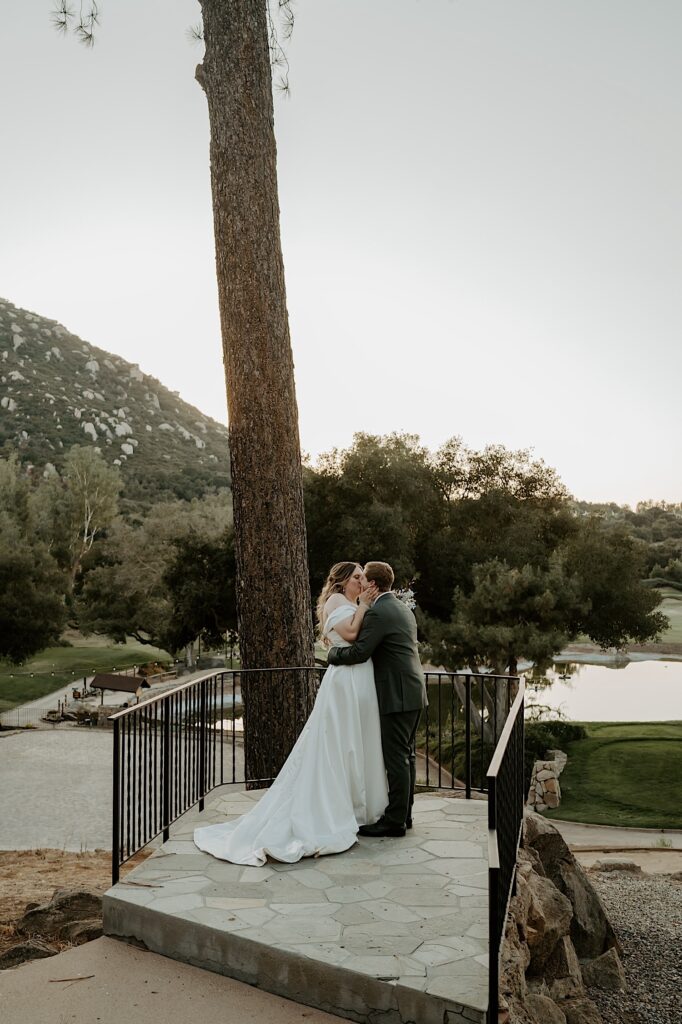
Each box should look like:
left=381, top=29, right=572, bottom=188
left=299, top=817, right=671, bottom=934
left=524, top=659, right=682, bottom=721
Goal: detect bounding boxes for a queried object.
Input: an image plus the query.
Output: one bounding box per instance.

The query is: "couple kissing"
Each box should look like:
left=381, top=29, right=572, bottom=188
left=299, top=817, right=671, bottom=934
left=194, top=560, right=427, bottom=866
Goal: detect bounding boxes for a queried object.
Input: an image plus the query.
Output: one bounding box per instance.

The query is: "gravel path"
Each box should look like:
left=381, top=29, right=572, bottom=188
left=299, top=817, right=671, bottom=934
left=589, top=869, right=682, bottom=1024
left=0, top=730, right=112, bottom=851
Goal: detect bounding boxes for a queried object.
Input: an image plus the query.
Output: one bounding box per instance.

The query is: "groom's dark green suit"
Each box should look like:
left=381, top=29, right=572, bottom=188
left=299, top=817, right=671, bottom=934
left=327, top=591, right=427, bottom=829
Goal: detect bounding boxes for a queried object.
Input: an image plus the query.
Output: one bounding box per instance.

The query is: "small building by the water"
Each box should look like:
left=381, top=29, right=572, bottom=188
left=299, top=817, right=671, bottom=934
left=89, top=674, right=151, bottom=704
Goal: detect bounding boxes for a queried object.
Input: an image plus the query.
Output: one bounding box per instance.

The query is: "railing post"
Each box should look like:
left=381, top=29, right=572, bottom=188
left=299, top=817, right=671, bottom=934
left=465, top=675, right=472, bottom=800
left=198, top=676, right=207, bottom=812
left=112, top=718, right=120, bottom=886
left=488, top=861, right=500, bottom=1024
left=162, top=701, right=171, bottom=842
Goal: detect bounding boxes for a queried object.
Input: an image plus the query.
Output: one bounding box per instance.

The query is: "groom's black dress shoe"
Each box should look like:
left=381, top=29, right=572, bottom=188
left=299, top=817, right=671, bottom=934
left=405, top=818, right=413, bottom=830
left=358, top=820, right=406, bottom=838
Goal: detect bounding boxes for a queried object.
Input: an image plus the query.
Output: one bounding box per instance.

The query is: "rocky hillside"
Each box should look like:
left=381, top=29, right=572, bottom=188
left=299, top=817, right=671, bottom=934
left=0, top=299, right=230, bottom=504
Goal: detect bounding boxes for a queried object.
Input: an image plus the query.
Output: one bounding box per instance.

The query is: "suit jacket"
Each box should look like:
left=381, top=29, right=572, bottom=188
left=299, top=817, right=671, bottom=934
left=328, top=592, right=427, bottom=715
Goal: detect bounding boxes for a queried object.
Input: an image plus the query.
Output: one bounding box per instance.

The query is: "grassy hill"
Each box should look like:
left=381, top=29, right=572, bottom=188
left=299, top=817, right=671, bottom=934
left=0, top=633, right=172, bottom=712
left=0, top=298, right=230, bottom=505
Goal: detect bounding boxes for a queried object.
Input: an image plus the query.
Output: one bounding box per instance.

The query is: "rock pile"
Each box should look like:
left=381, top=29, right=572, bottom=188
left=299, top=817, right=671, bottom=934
left=501, top=811, right=625, bottom=1024
left=527, top=748, right=567, bottom=811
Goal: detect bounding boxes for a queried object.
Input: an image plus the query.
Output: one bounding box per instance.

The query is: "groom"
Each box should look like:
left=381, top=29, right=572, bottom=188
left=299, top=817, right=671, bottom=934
left=327, top=561, right=427, bottom=837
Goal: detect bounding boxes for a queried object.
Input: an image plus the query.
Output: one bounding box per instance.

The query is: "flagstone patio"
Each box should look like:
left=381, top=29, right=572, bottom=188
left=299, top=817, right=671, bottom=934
left=103, top=790, right=490, bottom=1024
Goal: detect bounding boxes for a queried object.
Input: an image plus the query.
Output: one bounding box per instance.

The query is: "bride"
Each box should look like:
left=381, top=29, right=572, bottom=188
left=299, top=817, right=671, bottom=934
left=193, top=562, right=388, bottom=866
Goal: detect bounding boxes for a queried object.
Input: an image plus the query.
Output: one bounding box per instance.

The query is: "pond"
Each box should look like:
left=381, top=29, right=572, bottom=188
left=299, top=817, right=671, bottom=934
left=524, top=659, right=682, bottom=722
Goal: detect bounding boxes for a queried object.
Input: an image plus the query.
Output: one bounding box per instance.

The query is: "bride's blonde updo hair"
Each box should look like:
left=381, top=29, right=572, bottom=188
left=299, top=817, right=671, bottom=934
left=316, top=561, right=361, bottom=645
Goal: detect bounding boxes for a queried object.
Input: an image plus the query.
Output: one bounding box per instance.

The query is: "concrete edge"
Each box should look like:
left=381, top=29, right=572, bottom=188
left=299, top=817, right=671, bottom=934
left=103, top=892, right=485, bottom=1024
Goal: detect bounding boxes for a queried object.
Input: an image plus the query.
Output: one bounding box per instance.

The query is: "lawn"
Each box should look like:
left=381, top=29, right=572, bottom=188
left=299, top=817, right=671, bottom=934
left=658, top=588, right=682, bottom=645
left=543, top=721, right=682, bottom=829
left=0, top=635, right=172, bottom=711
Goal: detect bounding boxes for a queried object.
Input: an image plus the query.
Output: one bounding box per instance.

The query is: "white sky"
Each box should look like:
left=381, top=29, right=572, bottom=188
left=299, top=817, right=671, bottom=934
left=1, top=1, right=681, bottom=506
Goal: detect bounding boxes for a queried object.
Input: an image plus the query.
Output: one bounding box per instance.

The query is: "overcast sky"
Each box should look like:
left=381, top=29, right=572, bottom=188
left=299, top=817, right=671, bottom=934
left=1, top=1, right=681, bottom=506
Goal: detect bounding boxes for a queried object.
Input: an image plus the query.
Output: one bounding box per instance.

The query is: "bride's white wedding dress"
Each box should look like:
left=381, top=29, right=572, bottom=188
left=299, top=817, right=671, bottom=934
left=193, top=603, right=388, bottom=866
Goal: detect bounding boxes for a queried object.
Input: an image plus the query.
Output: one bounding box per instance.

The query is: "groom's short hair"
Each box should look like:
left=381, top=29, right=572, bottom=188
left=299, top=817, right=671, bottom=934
left=365, top=561, right=394, bottom=592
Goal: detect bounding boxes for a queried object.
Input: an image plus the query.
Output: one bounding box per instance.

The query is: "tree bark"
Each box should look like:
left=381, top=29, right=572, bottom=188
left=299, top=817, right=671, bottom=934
left=197, top=0, right=315, bottom=783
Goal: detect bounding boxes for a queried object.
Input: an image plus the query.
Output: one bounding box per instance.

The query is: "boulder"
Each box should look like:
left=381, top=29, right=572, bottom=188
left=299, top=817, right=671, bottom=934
left=545, top=935, right=584, bottom=1002
left=524, top=813, right=620, bottom=959
left=501, top=815, right=618, bottom=1024
left=507, top=997, right=536, bottom=1024
left=501, top=907, right=531, bottom=1002
left=18, top=888, right=103, bottom=942
left=526, top=871, right=573, bottom=972
left=525, top=993, right=567, bottom=1024
left=62, top=919, right=103, bottom=943
left=591, top=860, right=642, bottom=874
left=524, top=810, right=571, bottom=867
left=0, top=938, right=57, bottom=969
left=562, top=997, right=603, bottom=1024
left=554, top=860, right=621, bottom=960
left=526, top=978, right=550, bottom=997
left=581, top=948, right=627, bottom=992
left=522, top=843, right=546, bottom=877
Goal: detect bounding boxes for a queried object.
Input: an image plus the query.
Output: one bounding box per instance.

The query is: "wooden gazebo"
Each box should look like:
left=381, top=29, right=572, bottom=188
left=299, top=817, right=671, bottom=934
left=89, top=674, right=151, bottom=705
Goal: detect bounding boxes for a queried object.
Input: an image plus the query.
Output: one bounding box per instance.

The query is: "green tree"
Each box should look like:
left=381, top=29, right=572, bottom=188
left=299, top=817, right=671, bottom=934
left=305, top=435, right=575, bottom=623
left=31, top=446, right=122, bottom=590
left=0, top=457, right=66, bottom=663
left=425, top=555, right=586, bottom=677
left=305, top=436, right=667, bottom=675
left=565, top=521, right=667, bottom=649
left=0, top=520, right=66, bottom=663
left=304, top=433, right=446, bottom=598
left=162, top=529, right=237, bottom=653
left=77, top=494, right=232, bottom=652
left=424, top=519, right=666, bottom=676
left=0, top=453, right=30, bottom=521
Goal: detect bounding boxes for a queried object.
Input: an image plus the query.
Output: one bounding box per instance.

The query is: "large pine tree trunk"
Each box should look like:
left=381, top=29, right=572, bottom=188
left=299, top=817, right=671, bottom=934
left=197, top=0, right=316, bottom=783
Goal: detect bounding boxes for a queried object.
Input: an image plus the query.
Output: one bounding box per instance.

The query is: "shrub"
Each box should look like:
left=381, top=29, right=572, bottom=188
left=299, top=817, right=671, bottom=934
left=524, top=720, right=587, bottom=789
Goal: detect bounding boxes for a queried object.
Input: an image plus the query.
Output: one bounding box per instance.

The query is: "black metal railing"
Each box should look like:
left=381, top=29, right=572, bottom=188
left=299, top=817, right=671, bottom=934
left=418, top=671, right=514, bottom=795
left=486, top=678, right=525, bottom=1024
left=111, top=666, right=520, bottom=881
left=110, top=667, right=324, bottom=883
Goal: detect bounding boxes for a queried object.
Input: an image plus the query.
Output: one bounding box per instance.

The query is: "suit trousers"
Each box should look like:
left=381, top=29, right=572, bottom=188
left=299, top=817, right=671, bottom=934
left=379, top=708, right=422, bottom=826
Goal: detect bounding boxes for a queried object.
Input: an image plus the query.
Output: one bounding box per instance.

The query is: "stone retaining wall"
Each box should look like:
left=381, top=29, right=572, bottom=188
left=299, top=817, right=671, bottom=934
left=527, top=748, right=568, bottom=812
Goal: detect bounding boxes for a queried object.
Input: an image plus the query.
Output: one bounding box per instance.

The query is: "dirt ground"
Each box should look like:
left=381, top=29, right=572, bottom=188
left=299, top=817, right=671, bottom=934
left=0, top=848, right=150, bottom=956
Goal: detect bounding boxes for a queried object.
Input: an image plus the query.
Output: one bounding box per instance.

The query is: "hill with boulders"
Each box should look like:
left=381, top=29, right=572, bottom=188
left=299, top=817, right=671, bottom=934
left=0, top=298, right=230, bottom=505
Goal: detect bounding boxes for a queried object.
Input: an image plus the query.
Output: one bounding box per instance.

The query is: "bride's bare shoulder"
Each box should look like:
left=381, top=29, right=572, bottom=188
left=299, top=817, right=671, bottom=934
left=324, top=593, right=347, bottom=614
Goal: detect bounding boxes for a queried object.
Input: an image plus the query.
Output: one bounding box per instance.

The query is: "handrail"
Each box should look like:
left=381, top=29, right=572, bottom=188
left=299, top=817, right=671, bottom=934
left=487, top=829, right=500, bottom=871
left=109, top=667, right=515, bottom=722
left=108, top=669, right=221, bottom=720
left=487, top=678, right=525, bottom=777
left=486, top=676, right=525, bottom=1024
left=108, top=665, right=323, bottom=721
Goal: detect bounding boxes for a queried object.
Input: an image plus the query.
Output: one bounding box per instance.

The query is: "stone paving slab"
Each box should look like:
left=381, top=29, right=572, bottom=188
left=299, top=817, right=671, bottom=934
left=104, top=791, right=489, bottom=1024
